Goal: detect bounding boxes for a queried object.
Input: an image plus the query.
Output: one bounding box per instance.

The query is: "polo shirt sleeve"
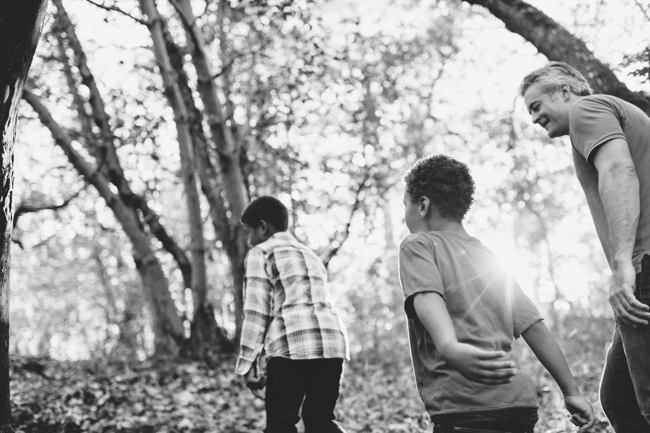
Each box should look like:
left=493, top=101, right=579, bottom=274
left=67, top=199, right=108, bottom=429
left=398, top=234, right=444, bottom=320
left=570, top=97, right=627, bottom=165
left=510, top=278, right=543, bottom=338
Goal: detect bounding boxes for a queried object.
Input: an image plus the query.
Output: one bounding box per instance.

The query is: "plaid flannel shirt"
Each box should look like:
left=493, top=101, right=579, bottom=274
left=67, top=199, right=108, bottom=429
left=236, top=232, right=349, bottom=376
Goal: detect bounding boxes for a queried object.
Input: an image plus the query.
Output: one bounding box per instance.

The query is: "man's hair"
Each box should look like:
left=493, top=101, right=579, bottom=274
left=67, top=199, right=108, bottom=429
left=240, top=196, right=289, bottom=231
left=403, top=155, right=475, bottom=222
left=519, top=61, right=593, bottom=97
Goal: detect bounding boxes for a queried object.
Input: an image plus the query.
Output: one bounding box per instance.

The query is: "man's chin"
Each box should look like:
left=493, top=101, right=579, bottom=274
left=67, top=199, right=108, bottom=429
left=547, top=128, right=567, bottom=138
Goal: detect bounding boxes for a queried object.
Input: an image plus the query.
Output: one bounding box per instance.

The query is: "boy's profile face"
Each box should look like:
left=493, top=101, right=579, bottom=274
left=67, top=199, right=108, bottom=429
left=403, top=190, right=422, bottom=234
left=242, top=222, right=267, bottom=247
left=523, top=82, right=571, bottom=138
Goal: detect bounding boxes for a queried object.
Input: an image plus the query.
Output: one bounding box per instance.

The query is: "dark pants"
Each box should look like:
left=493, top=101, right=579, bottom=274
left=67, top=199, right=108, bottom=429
left=600, top=255, right=650, bottom=432
left=431, top=408, right=538, bottom=433
left=264, top=357, right=346, bottom=433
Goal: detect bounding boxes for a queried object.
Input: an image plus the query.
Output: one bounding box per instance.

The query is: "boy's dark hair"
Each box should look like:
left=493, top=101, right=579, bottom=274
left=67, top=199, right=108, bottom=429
left=241, top=196, right=289, bottom=231
left=403, top=155, right=475, bottom=222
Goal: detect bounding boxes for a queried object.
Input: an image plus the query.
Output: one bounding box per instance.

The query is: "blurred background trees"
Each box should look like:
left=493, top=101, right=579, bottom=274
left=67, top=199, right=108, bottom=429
left=7, top=0, right=650, bottom=429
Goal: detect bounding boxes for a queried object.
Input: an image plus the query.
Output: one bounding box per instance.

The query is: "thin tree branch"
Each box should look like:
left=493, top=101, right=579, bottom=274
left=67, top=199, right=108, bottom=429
left=323, top=170, right=372, bottom=269
left=13, top=185, right=87, bottom=229
left=84, top=0, right=149, bottom=25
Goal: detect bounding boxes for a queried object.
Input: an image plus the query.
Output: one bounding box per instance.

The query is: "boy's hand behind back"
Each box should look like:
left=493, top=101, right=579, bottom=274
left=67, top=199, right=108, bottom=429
left=564, top=394, right=595, bottom=430
left=244, top=361, right=266, bottom=391
left=442, top=342, right=516, bottom=385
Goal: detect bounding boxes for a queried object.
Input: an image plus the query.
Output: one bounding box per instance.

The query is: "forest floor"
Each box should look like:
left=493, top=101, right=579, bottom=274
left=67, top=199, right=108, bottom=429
left=10, top=352, right=614, bottom=433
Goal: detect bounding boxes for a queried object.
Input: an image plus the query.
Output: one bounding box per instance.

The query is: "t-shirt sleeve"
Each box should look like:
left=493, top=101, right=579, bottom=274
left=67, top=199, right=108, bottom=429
left=570, top=97, right=627, bottom=165
left=398, top=235, right=444, bottom=319
left=510, top=278, right=543, bottom=338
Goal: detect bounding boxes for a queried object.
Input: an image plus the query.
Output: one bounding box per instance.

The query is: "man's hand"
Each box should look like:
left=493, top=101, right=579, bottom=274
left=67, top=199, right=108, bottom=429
left=610, top=261, right=650, bottom=326
left=441, top=343, right=516, bottom=385
left=564, top=394, right=596, bottom=430
left=244, top=361, right=266, bottom=391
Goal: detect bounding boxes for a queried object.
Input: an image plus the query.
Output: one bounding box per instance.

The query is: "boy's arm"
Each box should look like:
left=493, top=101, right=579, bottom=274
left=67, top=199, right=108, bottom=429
left=413, top=292, right=516, bottom=385
left=522, top=321, right=595, bottom=429
left=236, top=249, right=272, bottom=378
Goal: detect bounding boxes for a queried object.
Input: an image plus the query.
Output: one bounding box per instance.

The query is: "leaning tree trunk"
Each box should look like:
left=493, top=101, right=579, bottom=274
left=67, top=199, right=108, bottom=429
left=0, top=1, right=48, bottom=431
left=22, top=89, right=186, bottom=357
left=462, top=0, right=650, bottom=116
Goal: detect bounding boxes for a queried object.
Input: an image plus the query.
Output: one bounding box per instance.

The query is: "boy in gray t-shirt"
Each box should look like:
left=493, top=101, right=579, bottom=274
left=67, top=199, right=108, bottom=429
left=398, top=155, right=594, bottom=432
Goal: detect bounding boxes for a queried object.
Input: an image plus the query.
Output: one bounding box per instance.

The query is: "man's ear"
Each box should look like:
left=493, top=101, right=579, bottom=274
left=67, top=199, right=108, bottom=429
left=560, top=84, right=571, bottom=100
left=418, top=197, right=430, bottom=217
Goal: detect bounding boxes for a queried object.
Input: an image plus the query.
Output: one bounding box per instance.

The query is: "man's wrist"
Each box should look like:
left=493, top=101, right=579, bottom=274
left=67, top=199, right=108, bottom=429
left=612, top=255, right=633, bottom=271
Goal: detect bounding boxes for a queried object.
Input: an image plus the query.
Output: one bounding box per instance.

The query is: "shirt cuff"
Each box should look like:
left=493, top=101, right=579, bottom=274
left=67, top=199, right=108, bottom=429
left=235, top=356, right=255, bottom=376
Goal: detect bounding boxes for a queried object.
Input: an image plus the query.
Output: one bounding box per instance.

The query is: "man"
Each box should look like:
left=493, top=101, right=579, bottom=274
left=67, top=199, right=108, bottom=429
left=521, top=61, right=650, bottom=432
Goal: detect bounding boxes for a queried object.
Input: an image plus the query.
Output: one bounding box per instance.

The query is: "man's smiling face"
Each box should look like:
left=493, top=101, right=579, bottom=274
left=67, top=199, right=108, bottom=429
left=523, top=83, right=572, bottom=138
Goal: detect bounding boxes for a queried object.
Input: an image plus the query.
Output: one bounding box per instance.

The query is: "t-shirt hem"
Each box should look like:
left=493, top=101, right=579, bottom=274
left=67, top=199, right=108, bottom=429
left=583, top=132, right=627, bottom=165
left=404, top=290, right=445, bottom=319
left=428, top=403, right=539, bottom=416
left=267, top=354, right=348, bottom=361
left=515, top=316, right=543, bottom=338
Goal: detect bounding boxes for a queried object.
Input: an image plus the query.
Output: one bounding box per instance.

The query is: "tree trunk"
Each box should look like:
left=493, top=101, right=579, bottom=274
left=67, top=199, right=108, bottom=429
left=171, top=0, right=250, bottom=341
left=22, top=89, right=185, bottom=356
left=138, top=0, right=208, bottom=313
left=0, top=1, right=48, bottom=430
left=463, top=0, right=650, bottom=115
left=140, top=0, right=227, bottom=360
left=164, top=28, right=235, bottom=355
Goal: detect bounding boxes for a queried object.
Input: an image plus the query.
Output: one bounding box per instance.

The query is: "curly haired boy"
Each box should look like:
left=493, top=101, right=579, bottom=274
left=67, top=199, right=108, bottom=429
left=398, top=155, right=595, bottom=432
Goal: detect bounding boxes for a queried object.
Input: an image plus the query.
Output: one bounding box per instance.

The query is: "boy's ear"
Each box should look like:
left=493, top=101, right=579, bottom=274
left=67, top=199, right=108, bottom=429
left=259, top=220, right=268, bottom=234
left=418, top=197, right=430, bottom=217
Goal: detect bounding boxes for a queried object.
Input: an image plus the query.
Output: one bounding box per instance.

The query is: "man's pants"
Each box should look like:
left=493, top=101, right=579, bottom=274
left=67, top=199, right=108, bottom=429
left=600, top=255, right=650, bottom=432
left=264, top=357, right=346, bottom=433
left=431, top=408, right=538, bottom=433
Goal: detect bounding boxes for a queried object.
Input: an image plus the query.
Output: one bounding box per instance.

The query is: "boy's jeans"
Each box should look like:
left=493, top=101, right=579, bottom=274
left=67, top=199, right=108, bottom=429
left=431, top=408, right=538, bottom=433
left=600, top=255, right=650, bottom=432
left=264, top=357, right=346, bottom=433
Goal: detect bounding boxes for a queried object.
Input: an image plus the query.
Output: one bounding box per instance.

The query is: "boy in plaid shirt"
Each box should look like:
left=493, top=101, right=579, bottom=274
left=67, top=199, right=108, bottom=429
left=236, top=196, right=349, bottom=433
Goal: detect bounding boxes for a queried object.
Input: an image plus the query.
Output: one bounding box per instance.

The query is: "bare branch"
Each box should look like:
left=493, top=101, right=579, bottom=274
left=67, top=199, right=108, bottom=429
left=633, top=0, right=650, bottom=23
left=14, top=185, right=87, bottom=229
left=83, top=0, right=149, bottom=25
left=167, top=0, right=203, bottom=49
left=323, top=170, right=372, bottom=269
left=212, top=57, right=234, bottom=80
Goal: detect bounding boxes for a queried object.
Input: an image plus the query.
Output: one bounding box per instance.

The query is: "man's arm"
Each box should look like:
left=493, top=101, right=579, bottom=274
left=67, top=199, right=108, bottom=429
left=522, top=321, right=595, bottom=429
left=593, top=138, right=650, bottom=326
left=413, top=292, right=515, bottom=385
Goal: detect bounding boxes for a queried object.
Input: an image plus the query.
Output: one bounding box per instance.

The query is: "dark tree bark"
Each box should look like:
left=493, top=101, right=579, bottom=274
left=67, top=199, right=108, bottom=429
left=462, top=0, right=650, bottom=116
left=0, top=1, right=48, bottom=430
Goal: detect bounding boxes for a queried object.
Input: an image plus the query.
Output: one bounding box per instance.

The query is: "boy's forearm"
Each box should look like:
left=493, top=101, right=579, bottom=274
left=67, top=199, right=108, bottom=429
left=522, top=321, right=580, bottom=396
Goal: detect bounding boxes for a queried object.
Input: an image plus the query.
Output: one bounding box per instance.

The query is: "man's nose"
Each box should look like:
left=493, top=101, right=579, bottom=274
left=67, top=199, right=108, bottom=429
left=531, top=112, right=540, bottom=124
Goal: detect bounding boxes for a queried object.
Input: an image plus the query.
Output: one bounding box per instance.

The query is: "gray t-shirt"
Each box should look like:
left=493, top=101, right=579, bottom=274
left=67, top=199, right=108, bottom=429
left=398, top=232, right=541, bottom=415
left=570, top=94, right=650, bottom=272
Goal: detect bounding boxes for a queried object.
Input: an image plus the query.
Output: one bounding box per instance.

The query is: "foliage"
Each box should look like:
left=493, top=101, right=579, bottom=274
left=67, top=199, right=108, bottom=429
left=11, top=308, right=615, bottom=433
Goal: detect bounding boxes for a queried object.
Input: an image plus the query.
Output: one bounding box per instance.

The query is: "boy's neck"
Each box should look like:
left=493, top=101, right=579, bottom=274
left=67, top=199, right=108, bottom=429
left=419, top=219, right=470, bottom=238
